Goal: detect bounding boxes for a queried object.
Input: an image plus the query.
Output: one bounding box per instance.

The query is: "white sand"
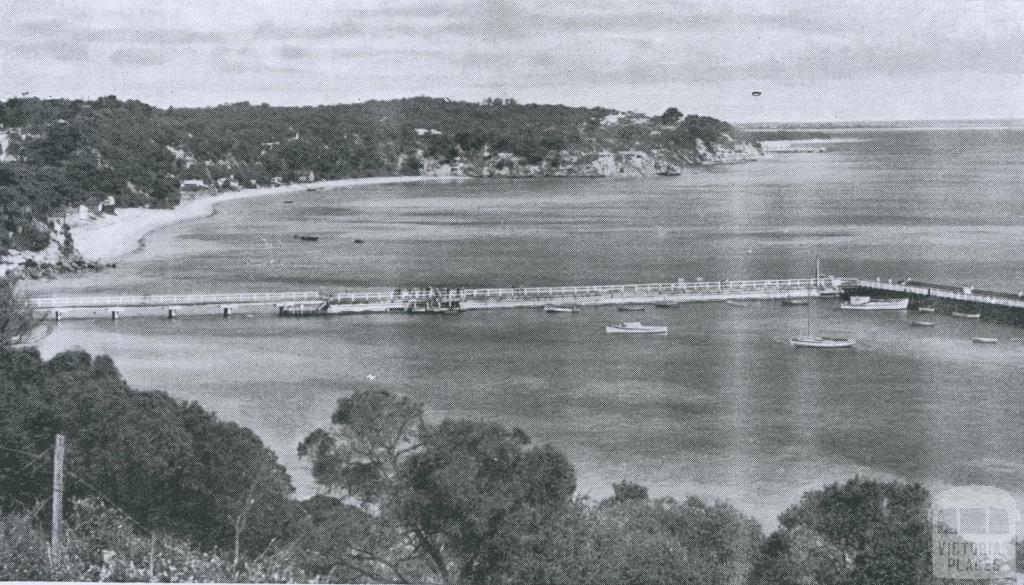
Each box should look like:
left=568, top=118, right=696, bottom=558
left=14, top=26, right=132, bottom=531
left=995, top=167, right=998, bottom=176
left=71, top=176, right=462, bottom=262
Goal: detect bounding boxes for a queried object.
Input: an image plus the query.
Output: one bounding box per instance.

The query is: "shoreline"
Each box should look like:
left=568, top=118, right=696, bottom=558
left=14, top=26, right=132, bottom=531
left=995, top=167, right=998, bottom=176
left=70, top=175, right=465, bottom=262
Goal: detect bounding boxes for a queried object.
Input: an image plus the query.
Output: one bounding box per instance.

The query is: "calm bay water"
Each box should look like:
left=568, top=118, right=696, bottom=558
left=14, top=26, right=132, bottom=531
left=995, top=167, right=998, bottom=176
left=28, top=128, right=1024, bottom=526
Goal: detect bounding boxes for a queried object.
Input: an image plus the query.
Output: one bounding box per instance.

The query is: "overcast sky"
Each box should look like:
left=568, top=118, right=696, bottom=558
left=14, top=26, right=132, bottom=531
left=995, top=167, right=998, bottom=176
left=1, top=0, right=1022, bottom=122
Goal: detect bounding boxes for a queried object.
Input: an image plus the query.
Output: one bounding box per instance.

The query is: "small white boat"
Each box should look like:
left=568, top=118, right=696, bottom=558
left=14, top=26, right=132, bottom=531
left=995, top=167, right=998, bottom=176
left=972, top=337, right=998, bottom=344
left=918, top=307, right=935, bottom=313
left=910, top=320, right=936, bottom=327
left=606, top=322, right=668, bottom=335
left=725, top=300, right=747, bottom=306
left=790, top=336, right=856, bottom=348
left=783, top=298, right=809, bottom=306
left=617, top=304, right=647, bottom=312
left=653, top=301, right=679, bottom=308
left=544, top=305, right=580, bottom=313
left=840, top=296, right=909, bottom=310
left=952, top=311, right=981, bottom=319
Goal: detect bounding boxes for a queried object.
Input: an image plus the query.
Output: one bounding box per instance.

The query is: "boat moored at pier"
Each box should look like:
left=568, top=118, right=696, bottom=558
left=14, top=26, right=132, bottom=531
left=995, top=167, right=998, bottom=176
left=544, top=305, right=580, bottom=313
left=840, top=296, right=909, bottom=310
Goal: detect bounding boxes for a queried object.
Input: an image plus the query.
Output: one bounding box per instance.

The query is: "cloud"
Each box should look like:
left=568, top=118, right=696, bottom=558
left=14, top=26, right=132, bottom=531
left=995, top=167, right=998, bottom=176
left=2, top=40, right=90, bottom=63
left=109, top=47, right=167, bottom=66
left=278, top=45, right=312, bottom=61
left=1, top=0, right=1023, bottom=121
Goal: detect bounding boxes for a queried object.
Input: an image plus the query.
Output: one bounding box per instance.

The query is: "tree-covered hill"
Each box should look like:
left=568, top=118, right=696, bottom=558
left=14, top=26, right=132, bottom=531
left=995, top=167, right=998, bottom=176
left=0, top=96, right=758, bottom=254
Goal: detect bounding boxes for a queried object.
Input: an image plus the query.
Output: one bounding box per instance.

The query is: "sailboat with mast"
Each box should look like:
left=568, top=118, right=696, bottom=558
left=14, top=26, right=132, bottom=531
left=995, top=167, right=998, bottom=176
left=790, top=266, right=856, bottom=348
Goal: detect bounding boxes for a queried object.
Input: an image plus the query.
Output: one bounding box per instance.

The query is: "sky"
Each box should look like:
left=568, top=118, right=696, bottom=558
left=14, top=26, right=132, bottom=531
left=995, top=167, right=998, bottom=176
left=1, top=0, right=1023, bottom=123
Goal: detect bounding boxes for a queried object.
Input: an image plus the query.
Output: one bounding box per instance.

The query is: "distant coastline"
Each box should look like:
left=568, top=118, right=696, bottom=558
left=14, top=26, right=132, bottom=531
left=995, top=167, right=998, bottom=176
left=71, top=176, right=466, bottom=262
left=741, top=118, right=1023, bottom=132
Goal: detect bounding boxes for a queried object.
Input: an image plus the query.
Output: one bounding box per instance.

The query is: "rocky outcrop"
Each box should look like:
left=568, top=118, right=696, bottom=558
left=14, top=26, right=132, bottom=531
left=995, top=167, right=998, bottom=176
left=420, top=140, right=760, bottom=179
left=1, top=221, right=107, bottom=280
left=416, top=114, right=761, bottom=178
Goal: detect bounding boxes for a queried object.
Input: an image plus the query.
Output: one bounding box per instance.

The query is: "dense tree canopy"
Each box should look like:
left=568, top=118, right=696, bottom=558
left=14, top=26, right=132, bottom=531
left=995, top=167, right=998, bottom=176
left=0, top=346, right=294, bottom=555
left=396, top=420, right=577, bottom=584
left=751, top=477, right=932, bottom=585
left=502, top=494, right=763, bottom=585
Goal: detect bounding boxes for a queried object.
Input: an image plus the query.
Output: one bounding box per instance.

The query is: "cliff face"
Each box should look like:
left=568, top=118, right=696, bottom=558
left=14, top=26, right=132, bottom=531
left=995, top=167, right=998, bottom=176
left=419, top=140, right=760, bottom=179
left=412, top=111, right=760, bottom=178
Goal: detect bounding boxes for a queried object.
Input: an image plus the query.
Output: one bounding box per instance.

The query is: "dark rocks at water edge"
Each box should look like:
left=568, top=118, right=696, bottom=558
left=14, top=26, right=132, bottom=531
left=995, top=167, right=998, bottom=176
left=5, top=257, right=112, bottom=281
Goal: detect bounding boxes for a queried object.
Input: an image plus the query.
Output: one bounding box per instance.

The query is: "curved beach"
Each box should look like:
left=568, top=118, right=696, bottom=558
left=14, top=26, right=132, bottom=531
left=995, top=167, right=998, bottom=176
left=70, top=175, right=462, bottom=262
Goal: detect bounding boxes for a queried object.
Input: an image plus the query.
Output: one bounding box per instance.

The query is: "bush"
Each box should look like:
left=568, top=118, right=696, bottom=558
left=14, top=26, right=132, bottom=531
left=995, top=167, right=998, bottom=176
left=0, top=348, right=294, bottom=556
left=0, top=507, right=53, bottom=580
left=0, top=498, right=312, bottom=583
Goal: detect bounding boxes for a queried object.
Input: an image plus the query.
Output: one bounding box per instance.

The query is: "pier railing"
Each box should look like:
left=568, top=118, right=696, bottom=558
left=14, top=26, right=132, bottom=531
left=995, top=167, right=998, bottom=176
left=28, top=291, right=322, bottom=309
left=326, top=278, right=843, bottom=304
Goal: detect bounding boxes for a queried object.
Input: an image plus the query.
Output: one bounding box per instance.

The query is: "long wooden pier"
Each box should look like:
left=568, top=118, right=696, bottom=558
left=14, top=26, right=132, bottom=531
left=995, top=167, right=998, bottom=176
left=30, top=278, right=848, bottom=319
left=323, top=277, right=848, bottom=313
left=31, top=276, right=1024, bottom=325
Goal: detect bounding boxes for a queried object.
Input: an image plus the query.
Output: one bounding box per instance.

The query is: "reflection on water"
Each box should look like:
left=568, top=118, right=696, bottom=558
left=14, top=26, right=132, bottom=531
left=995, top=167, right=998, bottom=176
left=29, top=128, right=1024, bottom=526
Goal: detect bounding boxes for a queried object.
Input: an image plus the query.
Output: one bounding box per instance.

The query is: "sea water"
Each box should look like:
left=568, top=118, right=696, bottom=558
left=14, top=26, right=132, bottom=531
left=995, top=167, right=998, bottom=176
left=28, top=126, right=1024, bottom=526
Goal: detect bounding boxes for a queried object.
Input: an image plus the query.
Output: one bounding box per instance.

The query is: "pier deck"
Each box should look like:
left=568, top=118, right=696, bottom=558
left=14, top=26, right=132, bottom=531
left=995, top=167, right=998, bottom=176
left=28, top=276, right=1024, bottom=328
left=29, top=291, right=322, bottom=310
left=31, top=278, right=847, bottom=317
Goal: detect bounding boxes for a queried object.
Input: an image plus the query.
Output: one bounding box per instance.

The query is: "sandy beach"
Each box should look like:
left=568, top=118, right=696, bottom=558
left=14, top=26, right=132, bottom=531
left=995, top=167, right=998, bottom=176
left=71, top=175, right=463, bottom=262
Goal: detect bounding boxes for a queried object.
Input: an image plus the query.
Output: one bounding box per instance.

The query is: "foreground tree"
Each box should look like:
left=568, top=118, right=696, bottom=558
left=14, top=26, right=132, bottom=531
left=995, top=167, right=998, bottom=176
left=299, top=390, right=577, bottom=584
left=297, top=390, right=430, bottom=582
left=751, top=477, right=932, bottom=585
left=396, top=420, right=577, bottom=583
left=298, top=389, right=423, bottom=503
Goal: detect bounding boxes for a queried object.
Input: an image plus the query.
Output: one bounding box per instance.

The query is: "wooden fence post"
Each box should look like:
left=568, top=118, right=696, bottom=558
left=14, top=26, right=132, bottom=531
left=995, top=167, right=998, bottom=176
left=51, top=434, right=65, bottom=558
